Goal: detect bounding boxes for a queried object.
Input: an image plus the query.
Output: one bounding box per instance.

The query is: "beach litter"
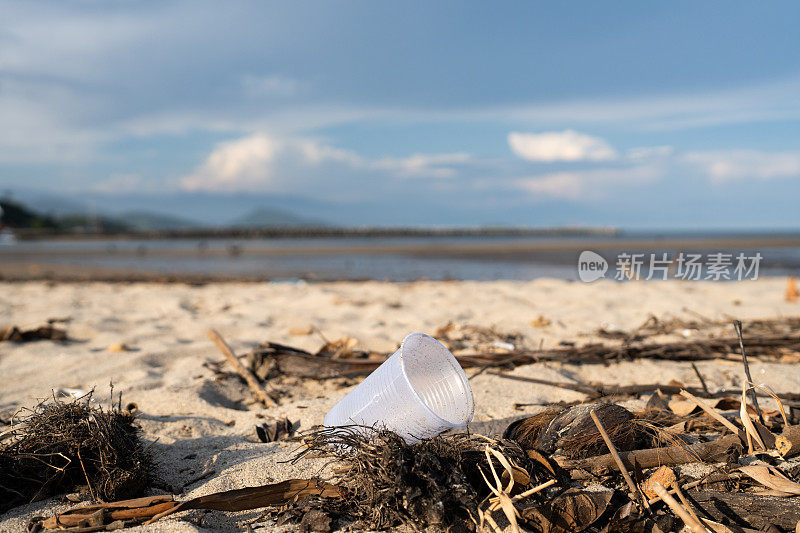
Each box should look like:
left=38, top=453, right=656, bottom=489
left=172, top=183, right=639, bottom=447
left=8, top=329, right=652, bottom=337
left=323, top=332, right=474, bottom=443
left=26, top=317, right=800, bottom=532
left=255, top=417, right=295, bottom=443
left=0, top=323, right=67, bottom=343
left=0, top=392, right=150, bottom=515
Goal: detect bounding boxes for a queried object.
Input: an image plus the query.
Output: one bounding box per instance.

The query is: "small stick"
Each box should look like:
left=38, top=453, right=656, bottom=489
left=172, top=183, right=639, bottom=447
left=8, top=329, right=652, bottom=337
left=590, top=409, right=649, bottom=510
left=77, top=449, right=96, bottom=502
left=679, top=389, right=741, bottom=436
left=691, top=362, right=710, bottom=395
left=733, top=320, right=765, bottom=425
left=207, top=329, right=276, bottom=408
left=511, top=479, right=556, bottom=502
left=652, top=482, right=707, bottom=533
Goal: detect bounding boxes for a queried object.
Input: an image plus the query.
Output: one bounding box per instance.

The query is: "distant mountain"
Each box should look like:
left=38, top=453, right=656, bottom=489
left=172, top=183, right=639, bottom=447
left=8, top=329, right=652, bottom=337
left=121, top=211, right=201, bottom=231
left=230, top=207, right=327, bottom=227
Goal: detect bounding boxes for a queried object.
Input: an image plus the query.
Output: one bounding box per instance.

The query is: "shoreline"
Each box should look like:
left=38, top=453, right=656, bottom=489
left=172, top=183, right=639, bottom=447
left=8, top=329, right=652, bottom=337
left=8, top=225, right=621, bottom=242
left=3, top=233, right=800, bottom=283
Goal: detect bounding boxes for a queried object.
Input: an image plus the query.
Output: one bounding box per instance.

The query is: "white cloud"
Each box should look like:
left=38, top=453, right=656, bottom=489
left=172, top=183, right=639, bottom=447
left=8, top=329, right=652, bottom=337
left=515, top=166, right=662, bottom=200
left=508, top=130, right=617, bottom=162
left=180, top=133, right=470, bottom=192
left=181, top=134, right=283, bottom=192
left=683, top=150, right=800, bottom=182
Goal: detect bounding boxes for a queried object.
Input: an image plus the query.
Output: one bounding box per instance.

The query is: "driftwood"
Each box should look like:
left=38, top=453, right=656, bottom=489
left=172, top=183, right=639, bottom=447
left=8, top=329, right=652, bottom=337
left=479, top=333, right=800, bottom=364
left=687, top=490, right=800, bottom=530
left=775, top=425, right=800, bottom=458
left=556, top=434, right=742, bottom=475
left=207, top=330, right=277, bottom=408
left=38, top=479, right=342, bottom=530
left=246, top=333, right=800, bottom=384
left=248, top=342, right=385, bottom=379
left=487, top=373, right=800, bottom=403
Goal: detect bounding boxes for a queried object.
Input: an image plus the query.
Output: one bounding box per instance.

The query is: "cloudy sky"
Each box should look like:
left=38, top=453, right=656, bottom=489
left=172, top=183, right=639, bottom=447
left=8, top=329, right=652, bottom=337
left=2, top=1, right=800, bottom=227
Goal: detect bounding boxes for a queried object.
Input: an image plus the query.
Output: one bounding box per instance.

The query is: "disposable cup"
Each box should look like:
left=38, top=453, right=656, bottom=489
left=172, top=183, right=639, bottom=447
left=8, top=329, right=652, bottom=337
left=323, top=332, right=474, bottom=443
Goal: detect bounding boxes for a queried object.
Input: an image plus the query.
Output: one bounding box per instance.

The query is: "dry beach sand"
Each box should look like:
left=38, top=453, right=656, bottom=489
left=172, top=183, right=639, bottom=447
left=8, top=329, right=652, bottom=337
left=2, top=278, right=800, bottom=531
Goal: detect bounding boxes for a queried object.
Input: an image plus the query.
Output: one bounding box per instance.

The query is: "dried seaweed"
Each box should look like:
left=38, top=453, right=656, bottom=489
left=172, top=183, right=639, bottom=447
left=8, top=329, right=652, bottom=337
left=0, top=393, right=151, bottom=513
left=284, top=427, right=551, bottom=532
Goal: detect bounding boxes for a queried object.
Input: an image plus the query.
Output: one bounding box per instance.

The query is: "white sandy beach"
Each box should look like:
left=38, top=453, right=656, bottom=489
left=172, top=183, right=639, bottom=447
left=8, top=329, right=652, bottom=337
left=2, top=278, right=800, bottom=531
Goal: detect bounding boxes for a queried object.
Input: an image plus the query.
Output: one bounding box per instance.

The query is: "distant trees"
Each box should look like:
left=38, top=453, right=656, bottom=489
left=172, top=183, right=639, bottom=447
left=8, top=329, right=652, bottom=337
left=0, top=198, right=129, bottom=234
left=0, top=198, right=58, bottom=230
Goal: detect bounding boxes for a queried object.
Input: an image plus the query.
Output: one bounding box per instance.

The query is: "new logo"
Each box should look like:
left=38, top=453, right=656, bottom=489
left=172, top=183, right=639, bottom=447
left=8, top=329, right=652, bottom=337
left=577, top=250, right=608, bottom=282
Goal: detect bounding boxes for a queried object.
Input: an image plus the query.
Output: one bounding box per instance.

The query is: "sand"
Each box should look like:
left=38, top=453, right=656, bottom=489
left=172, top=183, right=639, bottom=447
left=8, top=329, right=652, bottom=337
left=1, top=278, right=799, bottom=531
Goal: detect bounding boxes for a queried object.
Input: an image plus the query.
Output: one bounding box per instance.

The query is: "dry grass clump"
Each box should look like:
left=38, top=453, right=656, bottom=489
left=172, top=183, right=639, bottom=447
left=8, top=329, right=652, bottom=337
left=288, top=427, right=547, bottom=532
left=0, top=393, right=151, bottom=513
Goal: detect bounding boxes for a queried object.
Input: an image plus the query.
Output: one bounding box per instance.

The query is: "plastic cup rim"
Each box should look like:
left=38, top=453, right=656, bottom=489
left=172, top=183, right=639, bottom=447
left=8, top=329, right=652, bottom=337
left=397, top=332, right=475, bottom=429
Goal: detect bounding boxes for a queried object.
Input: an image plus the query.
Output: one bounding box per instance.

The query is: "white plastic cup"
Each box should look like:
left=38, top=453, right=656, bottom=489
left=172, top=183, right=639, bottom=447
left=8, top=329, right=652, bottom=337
left=323, top=332, right=474, bottom=443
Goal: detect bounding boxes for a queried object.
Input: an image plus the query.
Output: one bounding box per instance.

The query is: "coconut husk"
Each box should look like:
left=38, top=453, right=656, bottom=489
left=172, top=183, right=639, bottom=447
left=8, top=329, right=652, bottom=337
left=506, top=403, right=649, bottom=459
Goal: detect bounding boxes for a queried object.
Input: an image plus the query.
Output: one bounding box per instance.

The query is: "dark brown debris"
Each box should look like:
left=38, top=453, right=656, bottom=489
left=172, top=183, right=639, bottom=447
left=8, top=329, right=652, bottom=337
left=0, top=393, right=151, bottom=514
left=0, top=324, right=67, bottom=343
left=283, top=427, right=553, bottom=532
left=255, top=417, right=295, bottom=443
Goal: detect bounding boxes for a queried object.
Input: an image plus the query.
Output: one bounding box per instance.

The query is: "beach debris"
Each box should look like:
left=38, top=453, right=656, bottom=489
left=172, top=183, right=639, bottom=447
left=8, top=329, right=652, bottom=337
left=39, top=317, right=800, bottom=532
left=49, top=388, right=93, bottom=404
left=323, top=333, right=474, bottom=443
left=641, top=465, right=677, bottom=499
left=530, top=314, right=552, bottom=328
left=227, top=316, right=800, bottom=403
left=776, top=425, right=800, bottom=457
left=316, top=336, right=358, bottom=359
left=287, top=325, right=315, bottom=336
left=786, top=276, right=799, bottom=302
left=739, top=464, right=800, bottom=496
left=259, top=319, right=800, bottom=386
left=0, top=323, right=67, bottom=342
left=557, top=432, right=743, bottom=474
left=520, top=490, right=612, bottom=533
left=34, top=479, right=341, bottom=530
left=287, top=427, right=553, bottom=532
left=247, top=341, right=381, bottom=381
left=434, top=321, right=525, bottom=354
left=505, top=403, right=646, bottom=459
left=207, top=329, right=278, bottom=408
left=0, top=392, right=151, bottom=514
left=255, top=417, right=295, bottom=443
left=108, top=342, right=133, bottom=352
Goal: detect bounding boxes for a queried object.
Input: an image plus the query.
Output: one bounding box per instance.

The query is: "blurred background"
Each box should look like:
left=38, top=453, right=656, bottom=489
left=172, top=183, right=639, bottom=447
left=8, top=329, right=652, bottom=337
left=1, top=1, right=799, bottom=281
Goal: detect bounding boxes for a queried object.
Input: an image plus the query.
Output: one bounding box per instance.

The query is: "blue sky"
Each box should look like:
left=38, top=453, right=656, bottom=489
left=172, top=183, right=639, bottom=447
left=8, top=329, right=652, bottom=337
left=1, top=1, right=800, bottom=227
